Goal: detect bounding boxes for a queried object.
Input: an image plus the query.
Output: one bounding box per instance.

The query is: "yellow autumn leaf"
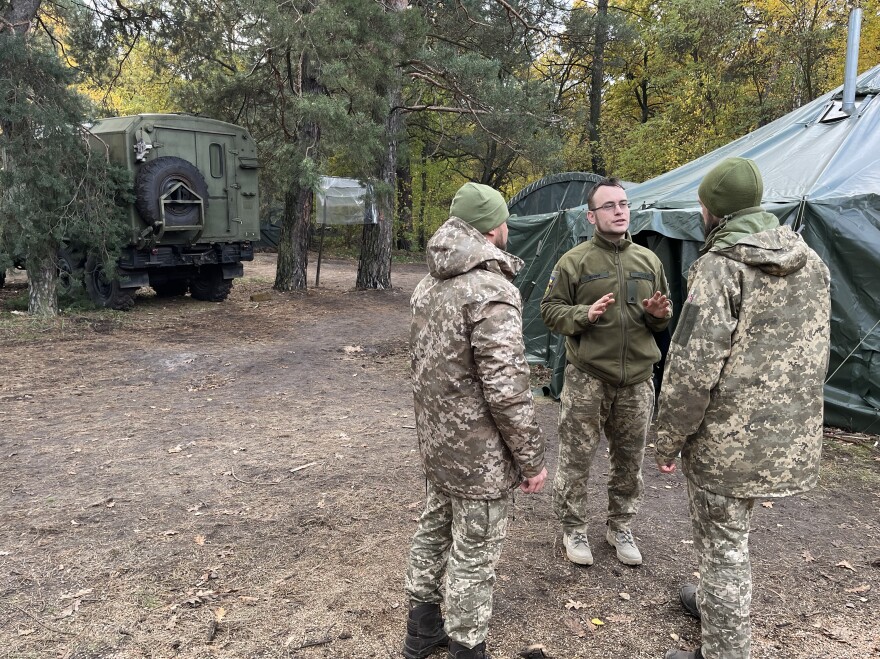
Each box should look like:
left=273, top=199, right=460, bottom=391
left=591, top=618, right=604, bottom=626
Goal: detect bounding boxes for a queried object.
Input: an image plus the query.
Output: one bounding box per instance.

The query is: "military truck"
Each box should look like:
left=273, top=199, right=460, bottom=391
left=61, top=113, right=260, bottom=309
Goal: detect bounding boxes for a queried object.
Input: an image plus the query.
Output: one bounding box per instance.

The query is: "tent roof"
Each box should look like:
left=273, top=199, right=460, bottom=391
left=627, top=65, right=880, bottom=213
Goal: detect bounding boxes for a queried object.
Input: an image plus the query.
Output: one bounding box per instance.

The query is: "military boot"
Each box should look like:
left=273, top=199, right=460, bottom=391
left=679, top=584, right=701, bottom=619
left=448, top=640, right=490, bottom=659
left=665, top=647, right=703, bottom=659
left=403, top=601, right=448, bottom=659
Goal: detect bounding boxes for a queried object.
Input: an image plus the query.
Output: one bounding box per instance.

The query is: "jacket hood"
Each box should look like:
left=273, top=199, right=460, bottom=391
left=426, top=217, right=524, bottom=281
left=712, top=217, right=810, bottom=276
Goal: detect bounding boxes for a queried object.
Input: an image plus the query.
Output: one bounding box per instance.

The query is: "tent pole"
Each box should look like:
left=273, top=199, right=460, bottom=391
left=842, top=8, right=863, bottom=115
left=316, top=194, right=327, bottom=287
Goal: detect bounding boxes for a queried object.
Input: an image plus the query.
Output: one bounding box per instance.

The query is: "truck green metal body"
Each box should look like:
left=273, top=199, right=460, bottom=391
left=77, top=113, right=260, bottom=309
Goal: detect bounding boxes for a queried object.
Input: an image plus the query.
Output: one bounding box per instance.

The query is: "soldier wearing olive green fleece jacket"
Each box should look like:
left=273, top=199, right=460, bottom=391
left=541, top=177, right=672, bottom=568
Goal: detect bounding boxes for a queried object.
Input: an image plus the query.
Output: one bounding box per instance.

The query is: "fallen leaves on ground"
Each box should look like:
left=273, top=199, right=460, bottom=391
left=561, top=615, right=586, bottom=638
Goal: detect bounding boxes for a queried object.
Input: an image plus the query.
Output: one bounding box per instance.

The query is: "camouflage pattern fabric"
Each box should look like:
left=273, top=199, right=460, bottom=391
left=688, top=482, right=754, bottom=659
left=405, top=481, right=509, bottom=647
left=656, top=220, right=831, bottom=498
left=553, top=365, right=654, bottom=532
left=410, top=217, right=544, bottom=501
left=406, top=216, right=545, bottom=648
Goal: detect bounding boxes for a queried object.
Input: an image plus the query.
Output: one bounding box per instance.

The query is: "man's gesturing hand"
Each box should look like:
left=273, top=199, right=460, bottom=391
left=642, top=291, right=671, bottom=318
left=588, top=293, right=615, bottom=323
left=520, top=467, right=548, bottom=493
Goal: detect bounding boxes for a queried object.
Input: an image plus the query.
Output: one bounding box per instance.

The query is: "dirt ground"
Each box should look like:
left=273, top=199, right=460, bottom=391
left=0, top=253, right=877, bottom=659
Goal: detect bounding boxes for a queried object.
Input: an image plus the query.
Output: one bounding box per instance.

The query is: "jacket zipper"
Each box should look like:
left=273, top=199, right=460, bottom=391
left=615, top=244, right=627, bottom=386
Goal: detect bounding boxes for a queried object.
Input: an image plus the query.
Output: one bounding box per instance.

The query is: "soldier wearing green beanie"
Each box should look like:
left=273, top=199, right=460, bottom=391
left=697, top=157, right=763, bottom=220
left=657, top=157, right=831, bottom=659
left=449, top=182, right=510, bottom=235
left=402, top=181, right=547, bottom=659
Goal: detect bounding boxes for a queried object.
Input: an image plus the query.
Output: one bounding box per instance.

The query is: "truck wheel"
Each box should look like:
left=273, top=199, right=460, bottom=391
left=135, top=156, right=209, bottom=227
left=190, top=266, right=233, bottom=302
left=151, top=280, right=189, bottom=297
left=57, top=249, right=84, bottom=297
left=85, top=255, right=135, bottom=311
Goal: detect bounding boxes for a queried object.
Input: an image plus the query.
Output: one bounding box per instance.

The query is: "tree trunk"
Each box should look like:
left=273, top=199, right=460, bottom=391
left=396, top=159, right=413, bottom=251
left=588, top=0, right=608, bottom=175
left=417, top=155, right=428, bottom=250
left=274, top=185, right=312, bottom=290
left=357, top=0, right=408, bottom=289
left=1, top=0, right=41, bottom=36
left=26, top=243, right=58, bottom=317
left=356, top=90, right=400, bottom=290
left=636, top=50, right=650, bottom=124
left=274, top=51, right=322, bottom=292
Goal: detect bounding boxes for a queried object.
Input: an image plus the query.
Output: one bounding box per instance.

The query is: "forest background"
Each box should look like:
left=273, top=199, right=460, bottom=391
left=2, top=0, right=880, bottom=304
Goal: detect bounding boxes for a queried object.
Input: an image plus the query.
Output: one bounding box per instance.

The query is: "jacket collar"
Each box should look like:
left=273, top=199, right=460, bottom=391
left=591, top=230, right=633, bottom=251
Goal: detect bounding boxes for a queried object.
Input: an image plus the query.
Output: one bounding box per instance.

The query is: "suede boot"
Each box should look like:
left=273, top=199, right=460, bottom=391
left=403, top=602, right=448, bottom=659
left=448, top=640, right=490, bottom=659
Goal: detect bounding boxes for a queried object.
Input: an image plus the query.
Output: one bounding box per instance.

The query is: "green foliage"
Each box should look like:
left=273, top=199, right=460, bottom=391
left=0, top=32, right=132, bottom=284
left=407, top=1, right=565, bottom=188
left=24, top=0, right=880, bottom=248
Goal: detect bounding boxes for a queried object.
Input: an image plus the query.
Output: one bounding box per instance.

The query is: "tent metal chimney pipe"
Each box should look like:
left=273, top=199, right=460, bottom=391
left=842, top=7, right=863, bottom=115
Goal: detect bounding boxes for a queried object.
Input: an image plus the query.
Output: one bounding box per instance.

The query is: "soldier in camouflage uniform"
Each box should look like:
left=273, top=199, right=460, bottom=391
left=655, top=158, right=831, bottom=659
left=403, top=182, right=547, bottom=659
left=541, top=178, right=672, bottom=567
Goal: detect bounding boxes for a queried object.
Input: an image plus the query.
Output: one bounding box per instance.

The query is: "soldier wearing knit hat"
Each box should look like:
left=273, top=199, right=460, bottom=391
left=658, top=156, right=831, bottom=659
left=449, top=182, right=510, bottom=249
left=403, top=180, right=547, bottom=659
left=697, top=157, right=764, bottom=232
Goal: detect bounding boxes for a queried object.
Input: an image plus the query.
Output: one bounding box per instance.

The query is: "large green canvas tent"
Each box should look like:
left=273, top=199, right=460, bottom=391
left=509, top=65, right=880, bottom=433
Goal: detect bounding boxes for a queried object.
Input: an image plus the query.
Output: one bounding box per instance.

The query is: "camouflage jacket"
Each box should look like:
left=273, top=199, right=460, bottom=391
left=411, top=217, right=545, bottom=500
left=541, top=231, right=671, bottom=386
left=656, top=212, right=831, bottom=498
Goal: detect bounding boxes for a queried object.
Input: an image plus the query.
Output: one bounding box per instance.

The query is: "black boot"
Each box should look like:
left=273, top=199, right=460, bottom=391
left=403, top=602, right=448, bottom=659
left=679, top=584, right=701, bottom=619
left=664, top=647, right=703, bottom=659
left=448, top=640, right=490, bottom=659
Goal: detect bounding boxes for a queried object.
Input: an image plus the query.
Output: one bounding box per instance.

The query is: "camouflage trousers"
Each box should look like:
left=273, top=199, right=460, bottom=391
left=553, top=365, right=653, bottom=532
left=688, top=481, right=755, bottom=659
left=404, top=480, right=509, bottom=648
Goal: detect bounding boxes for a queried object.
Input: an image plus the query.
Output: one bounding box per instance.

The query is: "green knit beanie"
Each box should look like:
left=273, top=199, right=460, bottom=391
left=449, top=182, right=509, bottom=233
left=698, top=157, right=764, bottom=218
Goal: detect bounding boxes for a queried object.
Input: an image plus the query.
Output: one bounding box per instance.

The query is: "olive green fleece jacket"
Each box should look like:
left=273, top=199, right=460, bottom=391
left=540, top=231, right=672, bottom=387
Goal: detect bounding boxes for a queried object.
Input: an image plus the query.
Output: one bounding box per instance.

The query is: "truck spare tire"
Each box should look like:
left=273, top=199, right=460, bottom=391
left=135, top=156, right=209, bottom=227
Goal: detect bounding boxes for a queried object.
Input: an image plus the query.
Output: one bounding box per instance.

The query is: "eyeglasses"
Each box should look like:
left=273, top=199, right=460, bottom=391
left=589, top=201, right=631, bottom=212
